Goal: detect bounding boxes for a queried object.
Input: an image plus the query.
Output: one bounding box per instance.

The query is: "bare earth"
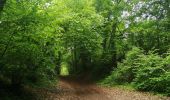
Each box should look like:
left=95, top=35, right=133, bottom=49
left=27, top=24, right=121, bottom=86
left=41, top=77, right=170, bottom=100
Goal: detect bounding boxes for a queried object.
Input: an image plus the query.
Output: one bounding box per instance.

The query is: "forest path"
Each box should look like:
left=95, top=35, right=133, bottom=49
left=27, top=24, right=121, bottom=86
left=43, top=77, right=169, bottom=100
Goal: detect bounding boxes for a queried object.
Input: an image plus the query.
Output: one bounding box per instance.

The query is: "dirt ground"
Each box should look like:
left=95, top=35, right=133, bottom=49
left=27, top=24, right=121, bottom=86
left=40, top=77, right=170, bottom=100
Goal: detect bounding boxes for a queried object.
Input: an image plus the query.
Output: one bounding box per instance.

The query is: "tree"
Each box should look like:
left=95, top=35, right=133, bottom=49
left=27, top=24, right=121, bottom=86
left=0, top=0, right=59, bottom=87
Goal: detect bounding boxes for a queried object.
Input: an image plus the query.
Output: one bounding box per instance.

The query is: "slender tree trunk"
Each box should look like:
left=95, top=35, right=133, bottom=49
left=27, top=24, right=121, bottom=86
left=73, top=45, right=77, bottom=72
left=71, top=45, right=77, bottom=73
left=102, top=22, right=117, bottom=72
left=109, top=22, right=117, bottom=68
left=55, top=51, right=62, bottom=75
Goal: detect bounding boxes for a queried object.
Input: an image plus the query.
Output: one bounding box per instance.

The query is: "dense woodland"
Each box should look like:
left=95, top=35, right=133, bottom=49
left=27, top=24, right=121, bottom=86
left=0, top=0, right=170, bottom=99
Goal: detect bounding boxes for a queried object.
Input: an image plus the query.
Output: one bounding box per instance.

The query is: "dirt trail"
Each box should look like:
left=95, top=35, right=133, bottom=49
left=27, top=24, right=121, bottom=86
left=42, top=77, right=170, bottom=100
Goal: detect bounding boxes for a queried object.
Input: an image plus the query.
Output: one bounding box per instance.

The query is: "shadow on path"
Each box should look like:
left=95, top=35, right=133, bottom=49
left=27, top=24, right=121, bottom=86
left=43, top=76, right=169, bottom=100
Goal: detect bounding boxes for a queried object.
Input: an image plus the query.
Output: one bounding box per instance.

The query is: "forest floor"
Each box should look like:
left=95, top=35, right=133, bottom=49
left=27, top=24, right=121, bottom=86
left=39, top=76, right=170, bottom=100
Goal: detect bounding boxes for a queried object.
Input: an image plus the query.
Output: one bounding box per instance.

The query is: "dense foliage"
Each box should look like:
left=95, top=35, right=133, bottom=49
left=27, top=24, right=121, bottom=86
left=0, top=0, right=59, bottom=87
left=0, top=0, right=169, bottom=97
left=103, top=48, right=170, bottom=95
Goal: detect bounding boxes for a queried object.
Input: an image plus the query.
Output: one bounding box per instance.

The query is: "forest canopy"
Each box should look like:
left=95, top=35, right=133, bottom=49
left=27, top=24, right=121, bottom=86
left=0, top=0, right=170, bottom=97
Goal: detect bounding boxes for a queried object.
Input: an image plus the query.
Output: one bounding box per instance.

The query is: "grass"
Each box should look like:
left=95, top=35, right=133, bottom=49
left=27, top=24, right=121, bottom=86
left=98, top=80, right=134, bottom=91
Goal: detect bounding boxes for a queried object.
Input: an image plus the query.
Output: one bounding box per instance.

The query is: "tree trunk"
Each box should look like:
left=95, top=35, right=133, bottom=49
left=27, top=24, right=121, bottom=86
left=109, top=22, right=117, bottom=68
left=55, top=51, right=62, bottom=75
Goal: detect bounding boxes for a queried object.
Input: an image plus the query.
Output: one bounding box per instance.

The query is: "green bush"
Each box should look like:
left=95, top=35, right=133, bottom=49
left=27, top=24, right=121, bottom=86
left=103, top=47, right=170, bottom=95
left=133, top=53, right=164, bottom=89
left=0, top=41, right=57, bottom=87
left=133, top=53, right=170, bottom=94
left=102, top=47, right=143, bottom=84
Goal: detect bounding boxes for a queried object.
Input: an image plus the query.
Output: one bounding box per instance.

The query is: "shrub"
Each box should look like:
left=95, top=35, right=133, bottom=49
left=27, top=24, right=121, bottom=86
left=103, top=47, right=170, bottom=95
left=0, top=42, right=57, bottom=87
left=102, top=47, right=143, bottom=84
left=134, top=53, right=170, bottom=94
